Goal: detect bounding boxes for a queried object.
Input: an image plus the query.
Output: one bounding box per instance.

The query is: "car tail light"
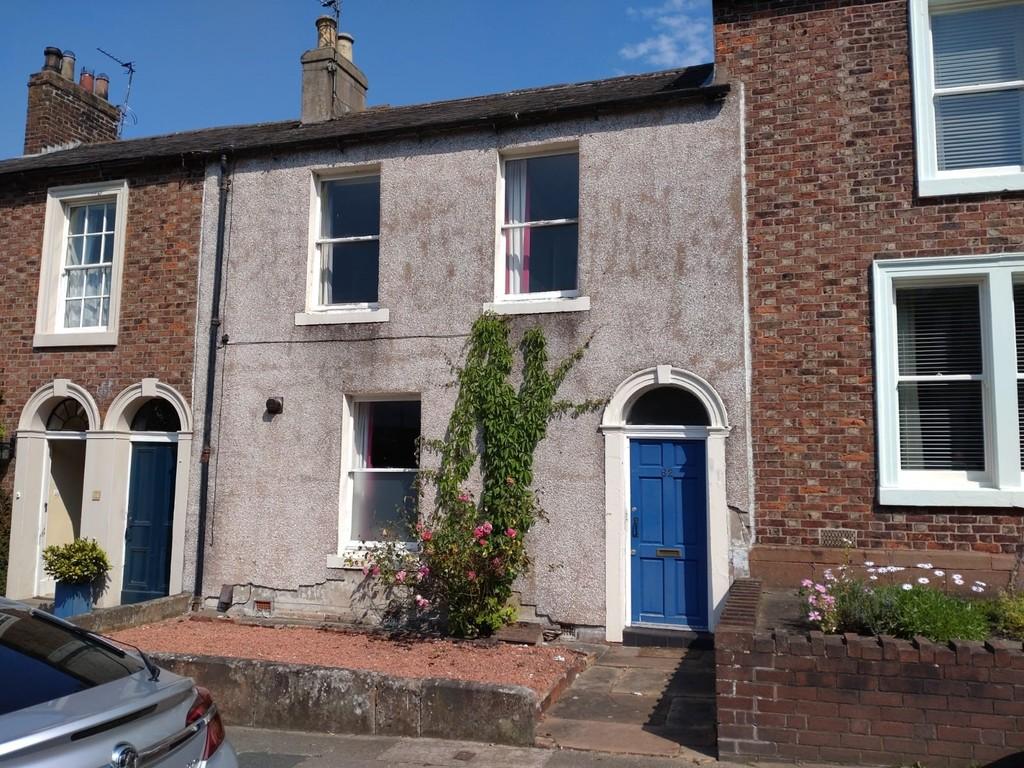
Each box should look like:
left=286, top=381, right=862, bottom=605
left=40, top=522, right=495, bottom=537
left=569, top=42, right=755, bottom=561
left=186, top=686, right=225, bottom=759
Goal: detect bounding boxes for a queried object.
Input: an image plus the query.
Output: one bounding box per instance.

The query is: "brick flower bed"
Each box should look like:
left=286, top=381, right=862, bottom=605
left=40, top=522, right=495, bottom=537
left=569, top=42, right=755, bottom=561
left=716, top=579, right=1023, bottom=767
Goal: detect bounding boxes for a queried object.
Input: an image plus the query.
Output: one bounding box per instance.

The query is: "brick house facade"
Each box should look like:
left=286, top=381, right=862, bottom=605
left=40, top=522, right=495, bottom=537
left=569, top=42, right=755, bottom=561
left=0, top=48, right=204, bottom=607
left=713, top=0, right=1024, bottom=585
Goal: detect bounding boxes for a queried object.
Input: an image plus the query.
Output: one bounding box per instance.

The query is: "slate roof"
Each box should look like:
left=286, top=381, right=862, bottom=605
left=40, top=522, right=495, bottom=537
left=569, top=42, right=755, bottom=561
left=0, top=64, right=726, bottom=178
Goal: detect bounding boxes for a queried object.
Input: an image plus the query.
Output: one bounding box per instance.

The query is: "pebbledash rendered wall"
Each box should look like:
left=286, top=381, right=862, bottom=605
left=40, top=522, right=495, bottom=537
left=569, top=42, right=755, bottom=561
left=183, top=93, right=752, bottom=633
left=712, top=0, right=1024, bottom=582
left=716, top=581, right=1024, bottom=767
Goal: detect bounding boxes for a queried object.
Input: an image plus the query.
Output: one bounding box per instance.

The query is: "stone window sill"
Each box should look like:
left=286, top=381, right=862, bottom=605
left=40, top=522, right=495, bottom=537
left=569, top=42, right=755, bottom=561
left=34, top=330, right=118, bottom=348
left=295, top=308, right=390, bottom=326
left=483, top=296, right=590, bottom=316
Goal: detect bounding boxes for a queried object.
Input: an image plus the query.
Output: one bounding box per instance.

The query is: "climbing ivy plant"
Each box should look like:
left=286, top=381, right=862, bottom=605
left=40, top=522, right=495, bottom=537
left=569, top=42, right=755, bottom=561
left=355, top=314, right=600, bottom=637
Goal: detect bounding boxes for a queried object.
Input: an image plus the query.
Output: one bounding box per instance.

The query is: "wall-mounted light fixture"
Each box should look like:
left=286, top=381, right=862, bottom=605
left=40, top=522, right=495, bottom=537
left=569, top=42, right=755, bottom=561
left=0, top=439, right=14, bottom=463
left=265, top=397, right=284, bottom=415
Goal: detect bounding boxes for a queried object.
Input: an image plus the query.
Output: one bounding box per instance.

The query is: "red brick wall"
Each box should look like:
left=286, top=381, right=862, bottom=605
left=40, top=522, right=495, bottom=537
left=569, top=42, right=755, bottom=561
left=717, top=581, right=1024, bottom=766
left=713, top=0, right=1024, bottom=555
left=23, top=70, right=120, bottom=155
left=0, top=165, right=204, bottom=489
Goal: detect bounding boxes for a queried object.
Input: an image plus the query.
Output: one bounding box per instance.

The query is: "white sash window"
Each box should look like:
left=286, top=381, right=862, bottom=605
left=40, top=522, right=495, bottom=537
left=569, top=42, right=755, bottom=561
left=874, top=254, right=1024, bottom=505
left=910, top=0, right=1024, bottom=195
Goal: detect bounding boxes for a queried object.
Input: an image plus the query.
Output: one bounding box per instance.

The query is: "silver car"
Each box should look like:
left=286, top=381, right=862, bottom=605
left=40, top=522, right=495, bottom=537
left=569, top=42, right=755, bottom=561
left=0, top=598, right=237, bottom=768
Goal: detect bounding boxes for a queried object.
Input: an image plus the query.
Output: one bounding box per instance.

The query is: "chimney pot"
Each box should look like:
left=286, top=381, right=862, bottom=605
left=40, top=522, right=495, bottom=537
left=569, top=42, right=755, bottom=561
left=79, top=68, right=95, bottom=93
left=95, top=73, right=110, bottom=100
left=42, top=46, right=63, bottom=73
left=60, top=50, right=76, bottom=80
left=316, top=15, right=338, bottom=48
left=336, top=32, right=354, bottom=61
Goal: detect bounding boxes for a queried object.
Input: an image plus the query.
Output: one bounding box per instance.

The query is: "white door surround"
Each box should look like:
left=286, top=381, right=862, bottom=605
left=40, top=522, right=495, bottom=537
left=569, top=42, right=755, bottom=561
left=600, top=365, right=732, bottom=642
left=7, top=378, right=192, bottom=608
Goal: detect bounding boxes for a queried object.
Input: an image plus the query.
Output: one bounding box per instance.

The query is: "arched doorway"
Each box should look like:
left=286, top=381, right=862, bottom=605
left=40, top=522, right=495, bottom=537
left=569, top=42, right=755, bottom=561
left=104, top=380, right=192, bottom=605
left=601, top=366, right=731, bottom=641
left=121, top=399, right=181, bottom=604
left=8, top=380, right=101, bottom=600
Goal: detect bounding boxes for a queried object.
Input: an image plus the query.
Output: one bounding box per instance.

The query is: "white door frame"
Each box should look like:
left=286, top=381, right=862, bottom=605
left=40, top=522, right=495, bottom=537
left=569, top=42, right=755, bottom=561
left=600, top=366, right=732, bottom=642
left=35, top=431, right=88, bottom=597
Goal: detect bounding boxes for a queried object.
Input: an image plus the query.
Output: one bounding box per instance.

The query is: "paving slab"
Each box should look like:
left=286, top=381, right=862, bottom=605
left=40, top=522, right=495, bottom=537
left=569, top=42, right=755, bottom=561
left=538, top=718, right=683, bottom=757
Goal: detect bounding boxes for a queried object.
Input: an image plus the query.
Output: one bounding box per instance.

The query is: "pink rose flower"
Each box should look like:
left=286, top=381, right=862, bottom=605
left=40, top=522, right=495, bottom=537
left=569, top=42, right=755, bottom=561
left=482, top=521, right=493, bottom=535
left=395, top=570, right=406, bottom=583
left=458, top=491, right=471, bottom=503
left=415, top=594, right=430, bottom=609
left=370, top=565, right=381, bottom=577
left=473, top=525, right=485, bottom=539
left=417, top=565, right=430, bottom=581
left=420, top=529, right=433, bottom=542
left=467, top=570, right=477, bottom=581
left=506, top=528, right=517, bottom=538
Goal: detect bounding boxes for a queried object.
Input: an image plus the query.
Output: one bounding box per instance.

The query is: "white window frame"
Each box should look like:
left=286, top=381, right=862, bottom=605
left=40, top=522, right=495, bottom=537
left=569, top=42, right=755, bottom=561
left=487, top=145, right=590, bottom=316
left=873, top=253, right=1024, bottom=506
left=335, top=394, right=421, bottom=557
left=34, top=180, right=128, bottom=347
left=296, top=166, right=389, bottom=326
left=909, top=0, right=1024, bottom=197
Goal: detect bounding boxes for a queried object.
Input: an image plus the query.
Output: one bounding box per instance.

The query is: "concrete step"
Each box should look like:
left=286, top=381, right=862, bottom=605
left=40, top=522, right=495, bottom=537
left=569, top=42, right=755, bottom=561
left=621, top=627, right=713, bottom=649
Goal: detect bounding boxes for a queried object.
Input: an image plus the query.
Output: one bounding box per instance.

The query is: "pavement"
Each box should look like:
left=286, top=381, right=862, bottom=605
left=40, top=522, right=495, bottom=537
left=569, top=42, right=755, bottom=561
left=538, top=644, right=716, bottom=760
left=229, top=727, right=778, bottom=767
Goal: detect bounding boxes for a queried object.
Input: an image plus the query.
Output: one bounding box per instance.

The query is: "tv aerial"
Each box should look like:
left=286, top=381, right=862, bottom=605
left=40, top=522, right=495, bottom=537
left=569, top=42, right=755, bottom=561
left=97, top=47, right=137, bottom=136
left=320, top=0, right=341, bottom=24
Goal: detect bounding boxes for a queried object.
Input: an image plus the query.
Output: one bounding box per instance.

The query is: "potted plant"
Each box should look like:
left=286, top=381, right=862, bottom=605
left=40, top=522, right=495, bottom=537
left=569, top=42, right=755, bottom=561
left=41, top=538, right=110, bottom=619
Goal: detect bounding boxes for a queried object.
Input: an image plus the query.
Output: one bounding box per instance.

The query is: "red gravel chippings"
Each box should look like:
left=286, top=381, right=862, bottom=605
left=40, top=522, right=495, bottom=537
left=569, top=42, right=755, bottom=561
left=111, top=618, right=581, bottom=695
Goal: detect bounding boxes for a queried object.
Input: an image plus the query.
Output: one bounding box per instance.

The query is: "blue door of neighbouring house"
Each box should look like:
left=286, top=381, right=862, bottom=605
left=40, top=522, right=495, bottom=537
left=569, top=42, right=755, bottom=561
left=121, top=443, right=177, bottom=605
left=630, top=439, right=708, bottom=628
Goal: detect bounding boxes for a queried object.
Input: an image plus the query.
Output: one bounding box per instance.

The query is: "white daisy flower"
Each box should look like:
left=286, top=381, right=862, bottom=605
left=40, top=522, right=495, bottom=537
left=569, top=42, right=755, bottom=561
left=902, top=583, right=912, bottom=591
left=933, top=570, right=944, bottom=577
left=917, top=577, right=929, bottom=585
left=972, top=585, right=984, bottom=593
left=916, top=563, right=933, bottom=570
left=864, top=561, right=875, bottom=567
left=975, top=581, right=987, bottom=587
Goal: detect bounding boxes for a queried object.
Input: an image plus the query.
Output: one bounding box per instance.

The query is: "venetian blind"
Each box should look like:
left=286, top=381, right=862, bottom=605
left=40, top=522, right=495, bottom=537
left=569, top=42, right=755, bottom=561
left=896, top=286, right=985, bottom=471
left=1015, top=284, right=1024, bottom=467
left=932, top=3, right=1024, bottom=171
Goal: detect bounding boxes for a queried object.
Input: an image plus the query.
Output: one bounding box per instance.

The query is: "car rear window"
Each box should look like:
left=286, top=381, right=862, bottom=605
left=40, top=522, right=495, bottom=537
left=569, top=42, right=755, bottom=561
left=0, top=606, right=143, bottom=716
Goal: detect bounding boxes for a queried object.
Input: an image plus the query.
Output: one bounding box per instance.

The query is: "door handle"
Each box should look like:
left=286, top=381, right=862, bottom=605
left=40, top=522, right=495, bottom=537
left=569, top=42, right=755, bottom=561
left=631, top=517, right=638, bottom=538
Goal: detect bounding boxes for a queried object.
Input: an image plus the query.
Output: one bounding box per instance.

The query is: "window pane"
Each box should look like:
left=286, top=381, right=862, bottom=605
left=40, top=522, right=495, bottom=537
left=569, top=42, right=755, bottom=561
left=896, top=286, right=981, bottom=376
left=64, top=300, right=82, bottom=328
left=83, top=234, right=103, bottom=265
left=102, top=234, right=114, bottom=262
left=361, top=401, right=420, bottom=469
left=898, top=381, right=985, bottom=471
left=82, top=297, right=101, bottom=328
left=351, top=471, right=417, bottom=542
left=932, top=5, right=1022, bottom=89
left=321, top=241, right=379, bottom=304
left=66, top=237, right=83, bottom=266
left=68, top=206, right=86, bottom=236
left=505, top=154, right=579, bottom=224
left=85, top=267, right=104, bottom=297
left=936, top=90, right=1023, bottom=171
left=101, top=297, right=110, bottom=326
left=507, top=223, right=577, bottom=294
left=66, top=270, right=84, bottom=299
left=103, top=203, right=116, bottom=232
left=86, top=205, right=105, bottom=235
left=322, top=177, right=380, bottom=238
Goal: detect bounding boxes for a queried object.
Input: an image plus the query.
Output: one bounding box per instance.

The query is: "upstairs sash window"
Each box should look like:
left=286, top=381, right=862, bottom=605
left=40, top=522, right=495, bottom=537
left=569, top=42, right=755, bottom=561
left=61, top=202, right=116, bottom=329
left=910, top=0, right=1024, bottom=195
left=501, top=153, right=579, bottom=297
left=318, top=175, right=380, bottom=306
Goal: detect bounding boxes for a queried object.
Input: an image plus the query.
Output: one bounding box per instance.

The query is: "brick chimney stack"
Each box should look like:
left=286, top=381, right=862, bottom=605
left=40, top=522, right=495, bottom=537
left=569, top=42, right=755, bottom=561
left=23, top=46, right=120, bottom=155
left=300, top=15, right=367, bottom=123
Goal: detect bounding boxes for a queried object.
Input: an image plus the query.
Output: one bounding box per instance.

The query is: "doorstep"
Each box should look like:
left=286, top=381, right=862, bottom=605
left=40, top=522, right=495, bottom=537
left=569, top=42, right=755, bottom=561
left=621, top=626, right=714, bottom=649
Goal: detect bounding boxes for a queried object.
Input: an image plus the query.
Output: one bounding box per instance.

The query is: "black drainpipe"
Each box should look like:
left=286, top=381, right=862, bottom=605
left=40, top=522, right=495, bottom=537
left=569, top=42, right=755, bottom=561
left=193, top=153, right=231, bottom=605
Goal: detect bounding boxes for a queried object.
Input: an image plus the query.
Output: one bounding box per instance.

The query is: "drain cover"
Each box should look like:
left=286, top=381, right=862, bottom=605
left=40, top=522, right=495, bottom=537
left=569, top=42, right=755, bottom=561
left=453, top=750, right=476, bottom=761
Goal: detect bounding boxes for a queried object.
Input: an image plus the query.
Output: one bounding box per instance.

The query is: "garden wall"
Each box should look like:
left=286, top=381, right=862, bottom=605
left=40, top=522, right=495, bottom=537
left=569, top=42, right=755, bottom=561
left=716, top=579, right=1024, bottom=767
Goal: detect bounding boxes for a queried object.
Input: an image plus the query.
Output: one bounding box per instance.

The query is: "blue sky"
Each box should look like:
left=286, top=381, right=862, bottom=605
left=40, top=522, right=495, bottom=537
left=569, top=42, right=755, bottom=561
left=0, top=1, right=713, bottom=159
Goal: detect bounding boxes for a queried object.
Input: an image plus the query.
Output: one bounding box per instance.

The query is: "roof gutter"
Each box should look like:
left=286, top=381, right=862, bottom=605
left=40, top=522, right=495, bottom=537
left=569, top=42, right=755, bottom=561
left=193, top=153, right=231, bottom=606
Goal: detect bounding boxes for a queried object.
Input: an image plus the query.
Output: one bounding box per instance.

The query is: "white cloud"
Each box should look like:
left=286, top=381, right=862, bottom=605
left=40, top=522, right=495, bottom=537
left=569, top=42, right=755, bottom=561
left=621, top=0, right=713, bottom=69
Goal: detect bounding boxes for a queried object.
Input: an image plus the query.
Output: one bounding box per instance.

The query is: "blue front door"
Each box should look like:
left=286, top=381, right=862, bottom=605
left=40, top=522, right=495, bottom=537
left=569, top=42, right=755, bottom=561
left=121, top=443, right=177, bottom=605
left=630, top=439, right=708, bottom=628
